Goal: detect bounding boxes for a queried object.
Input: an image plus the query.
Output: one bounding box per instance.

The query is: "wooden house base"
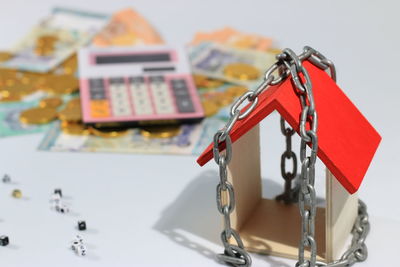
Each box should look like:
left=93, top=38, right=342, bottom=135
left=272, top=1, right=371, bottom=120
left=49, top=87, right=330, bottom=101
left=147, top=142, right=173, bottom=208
left=226, top=124, right=358, bottom=263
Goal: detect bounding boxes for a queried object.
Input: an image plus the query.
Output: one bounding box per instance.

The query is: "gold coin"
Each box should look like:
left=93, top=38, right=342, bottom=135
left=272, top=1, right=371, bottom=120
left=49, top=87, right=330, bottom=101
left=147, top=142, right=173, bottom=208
left=35, top=35, right=58, bottom=56
left=61, top=121, right=90, bottom=135
left=39, top=97, right=63, bottom=108
left=65, top=98, right=81, bottom=109
left=1, top=83, right=37, bottom=98
left=0, top=69, right=17, bottom=86
left=203, top=78, right=224, bottom=89
left=0, top=91, right=22, bottom=102
left=0, top=51, right=13, bottom=62
left=58, top=106, right=82, bottom=122
left=37, top=34, right=58, bottom=44
left=223, top=63, right=260, bottom=80
left=12, top=189, right=22, bottom=199
left=89, top=126, right=129, bottom=138
left=140, top=125, right=181, bottom=139
left=43, top=74, right=79, bottom=95
left=20, top=107, right=57, bottom=124
left=202, top=100, right=219, bottom=117
left=226, top=86, right=248, bottom=97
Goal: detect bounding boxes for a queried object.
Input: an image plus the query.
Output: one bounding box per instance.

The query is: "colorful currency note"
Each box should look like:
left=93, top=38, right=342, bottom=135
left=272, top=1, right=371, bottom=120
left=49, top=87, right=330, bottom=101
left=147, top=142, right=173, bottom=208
left=0, top=98, right=50, bottom=137
left=1, top=7, right=108, bottom=73
left=189, top=42, right=276, bottom=88
left=0, top=93, right=76, bottom=137
left=38, top=118, right=226, bottom=155
left=190, top=27, right=273, bottom=51
left=92, top=8, right=163, bottom=47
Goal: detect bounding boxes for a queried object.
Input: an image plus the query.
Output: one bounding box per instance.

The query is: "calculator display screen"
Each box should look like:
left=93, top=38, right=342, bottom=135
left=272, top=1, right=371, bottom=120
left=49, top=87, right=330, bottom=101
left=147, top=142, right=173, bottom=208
left=95, top=53, right=171, bottom=65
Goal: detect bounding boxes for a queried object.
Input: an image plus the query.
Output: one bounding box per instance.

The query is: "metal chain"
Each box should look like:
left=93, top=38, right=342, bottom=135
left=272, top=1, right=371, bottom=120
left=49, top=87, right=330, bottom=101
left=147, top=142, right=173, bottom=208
left=211, top=46, right=370, bottom=267
left=276, top=117, right=299, bottom=204
left=276, top=48, right=319, bottom=267
left=316, top=200, right=370, bottom=267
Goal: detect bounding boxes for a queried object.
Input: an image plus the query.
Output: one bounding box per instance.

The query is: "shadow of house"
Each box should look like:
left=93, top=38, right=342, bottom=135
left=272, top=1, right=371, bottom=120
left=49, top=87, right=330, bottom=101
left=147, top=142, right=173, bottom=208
left=153, top=170, right=296, bottom=266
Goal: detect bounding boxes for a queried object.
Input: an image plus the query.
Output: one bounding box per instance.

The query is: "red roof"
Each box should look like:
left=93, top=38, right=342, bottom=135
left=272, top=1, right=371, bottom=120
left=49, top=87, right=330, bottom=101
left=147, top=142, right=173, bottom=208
left=196, top=61, right=381, bottom=194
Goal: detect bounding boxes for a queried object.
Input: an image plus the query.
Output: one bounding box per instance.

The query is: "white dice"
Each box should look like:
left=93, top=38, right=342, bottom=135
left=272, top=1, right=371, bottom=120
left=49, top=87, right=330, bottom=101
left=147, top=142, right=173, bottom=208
left=71, top=235, right=86, bottom=256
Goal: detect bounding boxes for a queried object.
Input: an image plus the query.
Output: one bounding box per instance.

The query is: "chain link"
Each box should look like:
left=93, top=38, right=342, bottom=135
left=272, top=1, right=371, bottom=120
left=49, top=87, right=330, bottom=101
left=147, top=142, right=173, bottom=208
left=276, top=117, right=299, bottom=204
left=211, top=46, right=368, bottom=267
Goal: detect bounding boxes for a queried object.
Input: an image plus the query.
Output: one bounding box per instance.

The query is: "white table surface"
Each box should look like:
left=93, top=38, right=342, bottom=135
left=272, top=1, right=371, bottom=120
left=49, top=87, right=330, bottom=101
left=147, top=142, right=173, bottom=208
left=1, top=0, right=400, bottom=266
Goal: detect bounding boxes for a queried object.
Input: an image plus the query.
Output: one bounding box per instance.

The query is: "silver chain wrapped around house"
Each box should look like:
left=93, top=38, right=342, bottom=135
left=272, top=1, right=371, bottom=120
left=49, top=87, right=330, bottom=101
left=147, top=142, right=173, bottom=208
left=211, top=46, right=370, bottom=267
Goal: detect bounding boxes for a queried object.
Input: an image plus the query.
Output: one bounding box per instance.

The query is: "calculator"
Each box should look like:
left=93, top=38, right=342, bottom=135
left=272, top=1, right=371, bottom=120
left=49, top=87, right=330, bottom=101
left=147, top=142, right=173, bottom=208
left=78, top=46, right=204, bottom=127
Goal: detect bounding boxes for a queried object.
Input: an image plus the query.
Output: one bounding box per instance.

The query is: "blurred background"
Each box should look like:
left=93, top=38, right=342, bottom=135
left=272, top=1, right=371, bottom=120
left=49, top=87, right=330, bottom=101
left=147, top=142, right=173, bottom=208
left=0, top=0, right=399, bottom=266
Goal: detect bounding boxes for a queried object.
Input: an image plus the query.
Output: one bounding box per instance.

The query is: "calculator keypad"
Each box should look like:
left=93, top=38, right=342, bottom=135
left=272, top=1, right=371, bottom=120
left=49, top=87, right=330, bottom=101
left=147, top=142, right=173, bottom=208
left=88, top=76, right=195, bottom=119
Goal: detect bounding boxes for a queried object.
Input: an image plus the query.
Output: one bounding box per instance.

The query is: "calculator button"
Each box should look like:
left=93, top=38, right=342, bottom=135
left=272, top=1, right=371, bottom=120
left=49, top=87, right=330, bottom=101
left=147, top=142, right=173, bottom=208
left=129, top=76, right=153, bottom=115
left=90, top=92, right=106, bottom=100
left=173, top=88, right=189, bottom=97
left=109, top=77, right=125, bottom=84
left=175, top=96, right=195, bottom=113
left=89, top=78, right=105, bottom=88
left=90, top=100, right=110, bottom=118
left=171, top=79, right=187, bottom=89
left=129, top=77, right=145, bottom=83
left=149, top=76, right=165, bottom=83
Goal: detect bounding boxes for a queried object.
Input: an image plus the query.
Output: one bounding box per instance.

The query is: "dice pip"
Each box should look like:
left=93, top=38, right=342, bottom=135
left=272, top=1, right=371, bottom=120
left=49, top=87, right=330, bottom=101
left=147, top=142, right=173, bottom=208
left=55, top=204, right=69, bottom=213
left=0, top=235, right=9, bottom=246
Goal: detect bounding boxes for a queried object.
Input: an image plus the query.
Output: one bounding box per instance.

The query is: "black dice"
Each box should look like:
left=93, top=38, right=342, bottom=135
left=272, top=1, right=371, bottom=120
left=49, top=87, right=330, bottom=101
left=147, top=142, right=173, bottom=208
left=0, top=235, right=9, bottom=246
left=2, top=174, right=11, bottom=183
left=54, top=189, right=62, bottom=197
left=78, top=221, right=86, bottom=231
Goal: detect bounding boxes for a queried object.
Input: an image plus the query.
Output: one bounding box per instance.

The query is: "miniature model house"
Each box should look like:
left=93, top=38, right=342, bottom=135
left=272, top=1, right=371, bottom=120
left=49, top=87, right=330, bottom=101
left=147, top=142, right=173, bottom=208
left=197, top=62, right=381, bottom=263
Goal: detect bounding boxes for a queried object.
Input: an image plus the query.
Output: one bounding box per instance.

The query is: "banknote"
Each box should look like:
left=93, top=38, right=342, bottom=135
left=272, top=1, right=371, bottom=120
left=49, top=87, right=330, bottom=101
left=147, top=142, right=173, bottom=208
left=38, top=117, right=226, bottom=155
left=92, top=8, right=163, bottom=47
left=189, top=42, right=276, bottom=88
left=0, top=98, right=51, bottom=137
left=0, top=92, right=76, bottom=137
left=1, top=7, right=108, bottom=73
left=190, top=27, right=273, bottom=51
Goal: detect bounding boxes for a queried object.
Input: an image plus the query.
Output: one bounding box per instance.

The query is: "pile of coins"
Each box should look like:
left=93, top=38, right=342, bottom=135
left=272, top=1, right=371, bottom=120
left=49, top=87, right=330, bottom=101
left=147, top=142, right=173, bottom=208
left=0, top=53, right=79, bottom=103
left=18, top=75, right=80, bottom=125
